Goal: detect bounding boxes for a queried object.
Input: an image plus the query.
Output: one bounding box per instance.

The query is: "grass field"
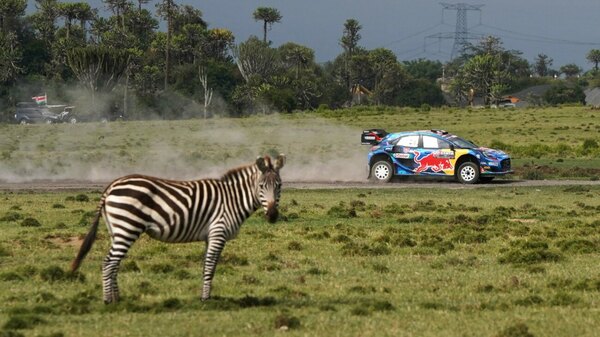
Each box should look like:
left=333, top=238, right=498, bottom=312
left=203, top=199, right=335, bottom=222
left=0, top=105, right=599, bottom=182
left=1, top=185, right=600, bottom=336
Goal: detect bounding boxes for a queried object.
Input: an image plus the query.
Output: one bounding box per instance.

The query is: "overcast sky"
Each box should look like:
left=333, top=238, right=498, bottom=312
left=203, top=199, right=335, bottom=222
left=28, top=0, right=600, bottom=70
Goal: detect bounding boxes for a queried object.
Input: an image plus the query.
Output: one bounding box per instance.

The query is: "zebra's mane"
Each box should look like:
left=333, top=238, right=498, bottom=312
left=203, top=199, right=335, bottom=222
left=220, top=163, right=258, bottom=182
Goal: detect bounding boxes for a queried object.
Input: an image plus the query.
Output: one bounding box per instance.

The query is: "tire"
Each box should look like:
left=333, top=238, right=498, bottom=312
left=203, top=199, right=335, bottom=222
left=456, top=161, right=479, bottom=184
left=44, top=119, right=53, bottom=124
left=69, top=117, right=77, bottom=124
left=370, top=160, right=393, bottom=183
left=19, top=119, right=28, bottom=125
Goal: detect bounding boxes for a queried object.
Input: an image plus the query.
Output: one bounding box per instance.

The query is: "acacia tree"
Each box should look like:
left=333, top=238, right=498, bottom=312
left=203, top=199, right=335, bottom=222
left=252, top=7, right=282, bottom=44
left=586, top=49, right=600, bottom=71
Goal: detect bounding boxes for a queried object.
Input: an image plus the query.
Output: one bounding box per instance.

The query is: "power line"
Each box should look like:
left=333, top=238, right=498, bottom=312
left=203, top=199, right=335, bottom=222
left=477, top=23, right=600, bottom=46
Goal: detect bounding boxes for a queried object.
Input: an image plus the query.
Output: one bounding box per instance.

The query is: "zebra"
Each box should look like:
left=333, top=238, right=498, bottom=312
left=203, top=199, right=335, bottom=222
left=71, top=154, right=285, bottom=303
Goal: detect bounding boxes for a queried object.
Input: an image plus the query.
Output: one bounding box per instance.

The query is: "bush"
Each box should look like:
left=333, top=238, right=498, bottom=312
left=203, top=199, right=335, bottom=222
left=20, top=218, right=42, bottom=227
left=543, top=82, right=586, bottom=106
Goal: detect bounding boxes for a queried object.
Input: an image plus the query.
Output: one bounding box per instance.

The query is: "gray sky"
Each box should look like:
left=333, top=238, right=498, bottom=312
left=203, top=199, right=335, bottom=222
left=28, top=0, right=600, bottom=70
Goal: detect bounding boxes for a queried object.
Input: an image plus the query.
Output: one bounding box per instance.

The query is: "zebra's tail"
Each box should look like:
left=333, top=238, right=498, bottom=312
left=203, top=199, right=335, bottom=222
left=71, top=197, right=105, bottom=272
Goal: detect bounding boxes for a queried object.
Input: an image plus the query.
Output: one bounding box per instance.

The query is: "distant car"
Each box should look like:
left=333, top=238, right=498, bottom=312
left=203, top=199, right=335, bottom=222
left=362, top=129, right=513, bottom=184
left=15, top=102, right=77, bottom=124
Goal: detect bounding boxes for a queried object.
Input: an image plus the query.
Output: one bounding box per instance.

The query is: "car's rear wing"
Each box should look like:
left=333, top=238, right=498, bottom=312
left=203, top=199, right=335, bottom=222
left=361, top=129, right=388, bottom=145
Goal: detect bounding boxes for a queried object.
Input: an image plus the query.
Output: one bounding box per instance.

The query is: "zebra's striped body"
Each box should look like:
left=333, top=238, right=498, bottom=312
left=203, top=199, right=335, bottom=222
left=72, top=155, right=285, bottom=303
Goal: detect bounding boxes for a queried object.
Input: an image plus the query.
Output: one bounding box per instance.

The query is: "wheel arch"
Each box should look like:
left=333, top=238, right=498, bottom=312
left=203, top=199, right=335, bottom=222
left=454, top=154, right=479, bottom=175
left=368, top=153, right=393, bottom=179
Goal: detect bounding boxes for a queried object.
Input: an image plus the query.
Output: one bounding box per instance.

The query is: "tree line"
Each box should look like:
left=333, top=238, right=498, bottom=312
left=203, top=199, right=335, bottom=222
left=1, top=0, right=599, bottom=121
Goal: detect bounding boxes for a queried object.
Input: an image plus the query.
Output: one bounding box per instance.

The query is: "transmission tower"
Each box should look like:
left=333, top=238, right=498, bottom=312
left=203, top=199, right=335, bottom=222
left=426, top=3, right=484, bottom=59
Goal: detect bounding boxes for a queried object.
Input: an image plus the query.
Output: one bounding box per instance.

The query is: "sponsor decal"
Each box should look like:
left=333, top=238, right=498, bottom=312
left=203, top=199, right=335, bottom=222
left=393, top=153, right=411, bottom=159
left=435, top=150, right=455, bottom=159
left=414, top=151, right=454, bottom=173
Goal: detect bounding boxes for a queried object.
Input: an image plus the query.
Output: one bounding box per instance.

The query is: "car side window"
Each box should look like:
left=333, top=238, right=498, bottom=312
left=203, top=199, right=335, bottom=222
left=396, top=135, right=419, bottom=148
left=423, top=136, right=452, bottom=149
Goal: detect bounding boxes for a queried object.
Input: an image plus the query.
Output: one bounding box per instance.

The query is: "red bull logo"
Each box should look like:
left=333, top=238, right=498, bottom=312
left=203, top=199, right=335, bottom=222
left=414, top=151, right=454, bottom=173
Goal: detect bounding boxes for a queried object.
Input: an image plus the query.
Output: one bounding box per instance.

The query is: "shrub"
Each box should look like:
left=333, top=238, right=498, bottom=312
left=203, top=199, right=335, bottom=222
left=3, top=315, right=46, bottom=330
left=20, top=218, right=42, bottom=227
left=274, top=313, right=301, bottom=330
left=0, top=211, right=22, bottom=222
left=498, top=248, right=562, bottom=265
left=495, top=323, right=535, bottom=337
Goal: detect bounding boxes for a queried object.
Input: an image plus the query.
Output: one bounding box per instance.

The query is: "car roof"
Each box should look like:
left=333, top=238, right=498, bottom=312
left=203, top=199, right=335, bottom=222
left=387, top=129, right=457, bottom=138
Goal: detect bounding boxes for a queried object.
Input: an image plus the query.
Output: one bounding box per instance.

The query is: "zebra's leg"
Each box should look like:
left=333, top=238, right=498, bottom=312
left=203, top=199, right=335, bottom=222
left=201, top=229, right=226, bottom=301
left=102, top=233, right=141, bottom=304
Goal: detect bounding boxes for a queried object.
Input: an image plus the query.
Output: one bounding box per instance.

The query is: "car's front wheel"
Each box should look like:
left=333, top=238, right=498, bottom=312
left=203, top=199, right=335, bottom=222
left=69, top=117, right=77, bottom=124
left=370, top=160, right=393, bottom=183
left=19, top=119, right=28, bottom=125
left=457, top=162, right=479, bottom=184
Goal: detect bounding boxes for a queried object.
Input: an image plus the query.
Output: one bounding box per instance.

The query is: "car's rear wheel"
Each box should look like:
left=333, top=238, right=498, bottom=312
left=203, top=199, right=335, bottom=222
left=69, top=117, right=77, bottom=124
left=19, top=119, right=28, bottom=125
left=370, top=160, right=393, bottom=183
left=457, top=162, right=479, bottom=184
left=44, top=119, right=52, bottom=124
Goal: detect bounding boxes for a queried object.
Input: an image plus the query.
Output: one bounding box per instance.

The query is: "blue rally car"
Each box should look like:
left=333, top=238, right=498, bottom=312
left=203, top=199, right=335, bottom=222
left=361, top=129, right=513, bottom=184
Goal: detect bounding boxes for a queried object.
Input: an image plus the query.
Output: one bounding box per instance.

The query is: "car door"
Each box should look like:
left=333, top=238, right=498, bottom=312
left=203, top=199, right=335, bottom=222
left=412, top=135, right=456, bottom=175
left=389, top=135, right=419, bottom=174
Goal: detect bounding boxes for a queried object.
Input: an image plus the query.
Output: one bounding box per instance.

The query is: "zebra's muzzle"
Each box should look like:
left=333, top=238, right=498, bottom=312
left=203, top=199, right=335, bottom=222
left=266, top=202, right=279, bottom=223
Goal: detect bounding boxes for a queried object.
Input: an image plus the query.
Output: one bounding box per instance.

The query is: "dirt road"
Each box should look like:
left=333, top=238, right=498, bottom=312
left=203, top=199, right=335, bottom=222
left=0, top=179, right=599, bottom=191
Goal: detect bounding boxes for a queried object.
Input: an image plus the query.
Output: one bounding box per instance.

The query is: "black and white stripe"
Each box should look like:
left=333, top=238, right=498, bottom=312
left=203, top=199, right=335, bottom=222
left=72, top=155, right=285, bottom=303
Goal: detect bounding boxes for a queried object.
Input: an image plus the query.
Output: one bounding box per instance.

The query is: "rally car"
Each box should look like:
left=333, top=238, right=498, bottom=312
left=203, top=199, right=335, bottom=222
left=362, top=129, right=513, bottom=184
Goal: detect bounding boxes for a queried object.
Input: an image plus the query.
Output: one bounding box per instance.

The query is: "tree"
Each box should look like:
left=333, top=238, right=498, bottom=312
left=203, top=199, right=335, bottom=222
left=156, top=0, right=178, bottom=90
left=403, top=58, right=443, bottom=82
left=454, top=54, right=508, bottom=105
left=232, top=36, right=279, bottom=83
left=67, top=46, right=131, bottom=107
left=560, top=63, right=582, bottom=78
left=279, top=42, right=313, bottom=80
left=102, top=0, right=130, bottom=29
left=586, top=49, right=600, bottom=71
left=340, top=18, right=361, bottom=56
left=339, top=18, right=362, bottom=91
left=0, top=32, right=22, bottom=84
left=252, top=7, right=282, bottom=44
left=533, top=53, right=553, bottom=77
left=0, top=0, right=26, bottom=33
left=198, top=66, right=213, bottom=118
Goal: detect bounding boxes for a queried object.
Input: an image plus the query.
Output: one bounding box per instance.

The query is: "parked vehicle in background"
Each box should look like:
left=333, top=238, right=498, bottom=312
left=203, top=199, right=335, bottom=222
left=15, top=102, right=77, bottom=124
left=362, top=129, right=513, bottom=184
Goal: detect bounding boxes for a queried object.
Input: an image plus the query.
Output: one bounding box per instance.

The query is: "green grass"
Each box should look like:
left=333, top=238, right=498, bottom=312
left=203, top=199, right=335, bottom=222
left=0, top=106, right=599, bottom=181
left=1, top=186, right=600, bottom=336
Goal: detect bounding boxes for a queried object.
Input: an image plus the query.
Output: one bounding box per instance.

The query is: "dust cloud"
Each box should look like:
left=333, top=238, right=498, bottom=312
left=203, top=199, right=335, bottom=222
left=1, top=111, right=372, bottom=183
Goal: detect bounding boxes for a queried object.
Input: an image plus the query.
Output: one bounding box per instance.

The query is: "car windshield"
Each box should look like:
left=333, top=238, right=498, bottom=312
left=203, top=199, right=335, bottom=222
left=448, top=136, right=478, bottom=149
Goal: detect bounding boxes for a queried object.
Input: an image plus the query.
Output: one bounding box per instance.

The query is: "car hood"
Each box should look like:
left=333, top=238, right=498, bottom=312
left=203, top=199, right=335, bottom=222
left=478, top=147, right=509, bottom=159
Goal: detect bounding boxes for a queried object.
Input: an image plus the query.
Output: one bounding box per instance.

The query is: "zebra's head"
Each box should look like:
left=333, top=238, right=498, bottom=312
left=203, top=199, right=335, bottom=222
left=256, top=154, right=285, bottom=223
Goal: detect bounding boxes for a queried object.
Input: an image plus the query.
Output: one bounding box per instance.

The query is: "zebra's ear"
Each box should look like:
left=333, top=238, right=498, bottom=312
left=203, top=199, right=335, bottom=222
left=256, top=156, right=269, bottom=173
left=274, top=154, right=286, bottom=171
